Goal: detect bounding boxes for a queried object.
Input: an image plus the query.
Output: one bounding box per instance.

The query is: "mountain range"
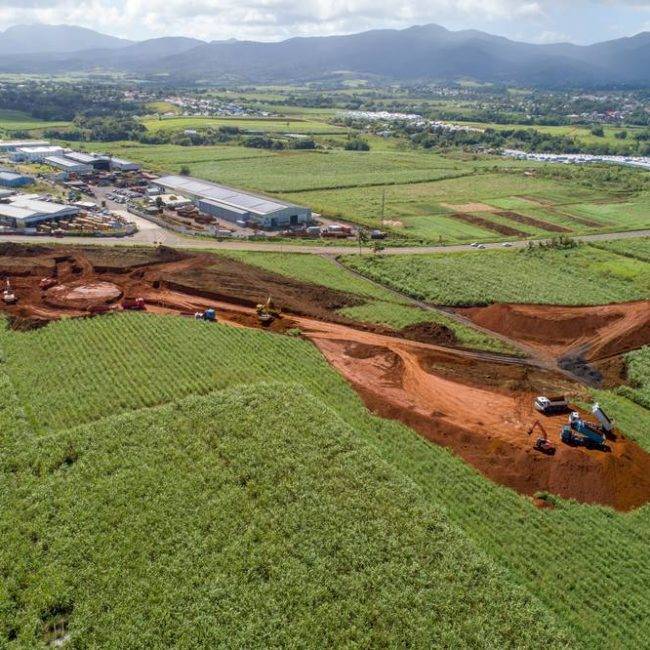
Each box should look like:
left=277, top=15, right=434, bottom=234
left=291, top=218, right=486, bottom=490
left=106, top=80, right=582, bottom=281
left=0, top=23, right=648, bottom=86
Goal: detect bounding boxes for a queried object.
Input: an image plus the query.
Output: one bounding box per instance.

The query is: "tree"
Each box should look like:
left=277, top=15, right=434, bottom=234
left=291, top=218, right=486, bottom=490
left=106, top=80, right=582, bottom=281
left=614, top=130, right=628, bottom=140
left=357, top=227, right=369, bottom=254
left=590, top=125, right=605, bottom=137
left=179, top=165, right=191, bottom=176
left=345, top=138, right=370, bottom=151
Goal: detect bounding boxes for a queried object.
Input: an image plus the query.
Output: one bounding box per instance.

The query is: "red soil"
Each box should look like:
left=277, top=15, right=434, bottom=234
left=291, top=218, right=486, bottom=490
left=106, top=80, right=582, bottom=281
left=1, top=243, right=649, bottom=511
left=450, top=212, right=528, bottom=237
left=460, top=301, right=650, bottom=362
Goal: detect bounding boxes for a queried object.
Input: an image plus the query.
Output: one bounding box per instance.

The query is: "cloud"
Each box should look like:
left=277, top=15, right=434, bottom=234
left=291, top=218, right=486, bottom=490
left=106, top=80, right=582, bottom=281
left=0, top=0, right=643, bottom=42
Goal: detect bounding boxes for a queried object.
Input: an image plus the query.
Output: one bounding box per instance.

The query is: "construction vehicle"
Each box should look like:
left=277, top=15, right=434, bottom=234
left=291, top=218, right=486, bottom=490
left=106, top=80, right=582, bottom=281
left=194, top=308, right=217, bottom=322
left=39, top=277, right=58, bottom=290
left=121, top=297, right=146, bottom=311
left=527, top=420, right=556, bottom=455
left=592, top=403, right=614, bottom=435
left=256, top=296, right=280, bottom=324
left=534, top=395, right=568, bottom=415
left=2, top=279, right=17, bottom=305
left=561, top=412, right=607, bottom=449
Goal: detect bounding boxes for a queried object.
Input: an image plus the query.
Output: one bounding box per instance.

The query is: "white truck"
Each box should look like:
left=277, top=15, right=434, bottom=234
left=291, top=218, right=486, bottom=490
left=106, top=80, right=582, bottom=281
left=534, top=395, right=569, bottom=415
left=592, top=403, right=614, bottom=434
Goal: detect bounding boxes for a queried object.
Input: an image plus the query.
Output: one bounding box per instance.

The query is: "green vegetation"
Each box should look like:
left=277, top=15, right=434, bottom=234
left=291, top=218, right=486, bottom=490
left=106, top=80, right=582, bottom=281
left=218, top=251, right=514, bottom=353
left=618, top=346, right=650, bottom=410
left=1, top=315, right=649, bottom=647
left=340, top=243, right=650, bottom=306
left=0, top=108, right=69, bottom=133
left=590, top=236, right=650, bottom=263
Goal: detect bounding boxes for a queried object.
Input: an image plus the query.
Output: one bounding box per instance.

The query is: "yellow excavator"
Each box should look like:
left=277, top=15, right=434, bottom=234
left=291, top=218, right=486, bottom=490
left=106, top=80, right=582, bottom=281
left=2, top=278, right=17, bottom=305
left=256, top=295, right=280, bottom=324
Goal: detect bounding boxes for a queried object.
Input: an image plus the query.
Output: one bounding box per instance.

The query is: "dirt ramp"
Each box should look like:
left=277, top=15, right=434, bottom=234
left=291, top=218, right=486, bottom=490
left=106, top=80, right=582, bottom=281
left=311, top=334, right=650, bottom=511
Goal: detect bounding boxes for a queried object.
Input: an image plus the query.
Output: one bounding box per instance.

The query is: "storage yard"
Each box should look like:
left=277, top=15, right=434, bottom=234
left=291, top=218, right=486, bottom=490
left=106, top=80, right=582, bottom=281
left=1, top=242, right=648, bottom=512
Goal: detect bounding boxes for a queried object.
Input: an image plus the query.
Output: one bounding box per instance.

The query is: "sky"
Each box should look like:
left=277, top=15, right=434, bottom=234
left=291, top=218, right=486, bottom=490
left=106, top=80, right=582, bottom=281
left=0, top=0, right=648, bottom=44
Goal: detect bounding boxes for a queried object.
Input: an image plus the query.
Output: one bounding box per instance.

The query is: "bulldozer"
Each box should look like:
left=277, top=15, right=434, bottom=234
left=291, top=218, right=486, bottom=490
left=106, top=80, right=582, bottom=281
left=256, top=295, right=280, bottom=324
left=2, top=279, right=17, bottom=305
left=527, top=420, right=556, bottom=455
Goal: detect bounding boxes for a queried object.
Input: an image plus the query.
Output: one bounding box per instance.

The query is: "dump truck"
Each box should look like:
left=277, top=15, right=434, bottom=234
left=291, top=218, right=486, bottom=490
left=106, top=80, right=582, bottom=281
left=2, top=279, right=17, bottom=305
left=592, top=403, right=614, bottom=434
left=527, top=420, right=556, bottom=455
left=39, top=278, right=58, bottom=290
left=122, top=297, right=146, bottom=311
left=534, top=395, right=569, bottom=415
left=561, top=412, right=607, bottom=449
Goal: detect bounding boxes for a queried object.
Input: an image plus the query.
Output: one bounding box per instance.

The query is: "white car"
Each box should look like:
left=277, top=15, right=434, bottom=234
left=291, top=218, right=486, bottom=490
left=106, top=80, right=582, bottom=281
left=501, top=242, right=513, bottom=247
left=470, top=242, right=479, bottom=247
left=477, top=244, right=486, bottom=249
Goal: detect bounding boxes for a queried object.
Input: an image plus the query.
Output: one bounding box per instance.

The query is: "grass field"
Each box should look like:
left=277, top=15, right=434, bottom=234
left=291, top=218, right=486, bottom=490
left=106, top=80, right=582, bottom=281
left=217, top=251, right=514, bottom=353
left=340, top=241, right=650, bottom=306
left=618, top=346, right=650, bottom=409
left=1, top=315, right=649, bottom=647
left=140, top=115, right=349, bottom=135
left=0, top=108, right=69, bottom=133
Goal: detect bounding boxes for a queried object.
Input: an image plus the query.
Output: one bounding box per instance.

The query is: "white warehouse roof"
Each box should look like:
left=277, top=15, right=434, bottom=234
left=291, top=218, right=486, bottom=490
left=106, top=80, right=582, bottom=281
left=154, top=175, right=299, bottom=216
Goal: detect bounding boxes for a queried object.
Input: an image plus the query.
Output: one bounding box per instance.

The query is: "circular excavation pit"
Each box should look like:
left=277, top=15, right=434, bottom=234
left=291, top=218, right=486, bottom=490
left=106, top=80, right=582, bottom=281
left=45, top=281, right=123, bottom=311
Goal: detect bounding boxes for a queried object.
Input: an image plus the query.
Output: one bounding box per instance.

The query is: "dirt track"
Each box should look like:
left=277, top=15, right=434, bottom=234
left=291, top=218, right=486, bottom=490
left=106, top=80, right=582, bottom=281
left=1, top=243, right=649, bottom=511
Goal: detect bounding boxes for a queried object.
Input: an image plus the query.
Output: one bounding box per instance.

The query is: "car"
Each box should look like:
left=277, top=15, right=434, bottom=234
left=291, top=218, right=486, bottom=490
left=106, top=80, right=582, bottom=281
left=501, top=242, right=513, bottom=247
left=476, top=244, right=486, bottom=249
left=470, top=242, right=479, bottom=247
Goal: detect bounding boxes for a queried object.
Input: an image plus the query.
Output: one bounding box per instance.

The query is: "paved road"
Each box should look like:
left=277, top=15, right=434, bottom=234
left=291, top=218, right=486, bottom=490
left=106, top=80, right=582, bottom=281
left=2, top=219, right=648, bottom=256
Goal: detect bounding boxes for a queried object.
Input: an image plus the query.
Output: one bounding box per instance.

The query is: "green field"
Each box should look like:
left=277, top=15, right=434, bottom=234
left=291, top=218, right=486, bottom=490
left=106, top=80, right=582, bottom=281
left=217, top=251, right=514, bottom=353
left=340, top=241, right=650, bottom=306
left=140, top=115, right=349, bottom=135
left=0, top=108, right=70, bottom=133
left=590, top=236, right=650, bottom=262
left=1, top=314, right=649, bottom=647
left=617, top=346, right=650, bottom=409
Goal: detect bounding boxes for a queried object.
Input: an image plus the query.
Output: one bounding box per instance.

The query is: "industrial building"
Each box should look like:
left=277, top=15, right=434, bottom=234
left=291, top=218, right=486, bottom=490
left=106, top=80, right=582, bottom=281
left=0, top=194, right=79, bottom=229
left=10, top=145, right=64, bottom=162
left=0, top=139, right=49, bottom=152
left=109, top=157, right=140, bottom=172
left=153, top=175, right=311, bottom=228
left=44, top=155, right=93, bottom=175
left=64, top=151, right=111, bottom=171
left=0, top=171, right=33, bottom=188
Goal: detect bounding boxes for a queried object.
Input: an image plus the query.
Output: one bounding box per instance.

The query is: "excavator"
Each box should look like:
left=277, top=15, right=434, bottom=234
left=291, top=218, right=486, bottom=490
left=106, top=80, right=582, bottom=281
left=527, top=420, right=556, bottom=455
left=2, top=279, right=17, bottom=305
left=256, top=295, right=280, bottom=324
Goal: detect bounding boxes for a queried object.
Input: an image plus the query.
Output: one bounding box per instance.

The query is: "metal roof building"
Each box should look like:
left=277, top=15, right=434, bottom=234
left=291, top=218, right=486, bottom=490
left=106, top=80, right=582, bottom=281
left=10, top=146, right=64, bottom=162
left=109, top=157, right=140, bottom=171
left=0, top=195, right=79, bottom=228
left=64, top=151, right=111, bottom=170
left=0, top=139, right=49, bottom=152
left=44, top=155, right=93, bottom=174
left=153, top=175, right=311, bottom=228
left=0, top=171, right=33, bottom=187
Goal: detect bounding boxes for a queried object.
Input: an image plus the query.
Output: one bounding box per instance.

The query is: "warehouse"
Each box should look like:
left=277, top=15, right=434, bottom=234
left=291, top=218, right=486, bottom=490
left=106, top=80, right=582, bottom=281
left=0, top=195, right=79, bottom=228
left=10, top=145, right=64, bottom=162
left=153, top=175, right=311, bottom=228
left=64, top=151, right=111, bottom=171
left=109, top=157, right=140, bottom=171
left=0, top=139, right=49, bottom=152
left=0, top=171, right=33, bottom=187
left=44, top=155, right=93, bottom=175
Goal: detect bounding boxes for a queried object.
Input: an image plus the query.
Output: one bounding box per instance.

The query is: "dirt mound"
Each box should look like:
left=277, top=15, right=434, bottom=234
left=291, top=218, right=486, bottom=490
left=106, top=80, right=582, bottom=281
left=461, top=301, right=650, bottom=362
left=81, top=245, right=188, bottom=273
left=400, top=322, right=457, bottom=346
left=45, top=281, right=122, bottom=310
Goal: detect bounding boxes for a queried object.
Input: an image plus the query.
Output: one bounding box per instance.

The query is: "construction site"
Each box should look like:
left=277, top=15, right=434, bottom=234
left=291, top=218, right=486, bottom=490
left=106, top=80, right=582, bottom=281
left=1, top=242, right=649, bottom=512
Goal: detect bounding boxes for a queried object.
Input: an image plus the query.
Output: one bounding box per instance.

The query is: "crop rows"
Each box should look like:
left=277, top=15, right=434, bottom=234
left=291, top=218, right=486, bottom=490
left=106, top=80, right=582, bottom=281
left=0, top=315, right=649, bottom=647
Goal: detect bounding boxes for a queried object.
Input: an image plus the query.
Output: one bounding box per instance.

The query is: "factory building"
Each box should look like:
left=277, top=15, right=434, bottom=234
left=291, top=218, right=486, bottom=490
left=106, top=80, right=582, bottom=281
left=0, top=195, right=79, bottom=229
left=0, top=139, right=50, bottom=152
left=64, top=151, right=111, bottom=171
left=10, top=146, right=64, bottom=162
left=153, top=175, right=311, bottom=228
left=44, top=155, right=93, bottom=175
left=109, top=157, right=140, bottom=172
left=0, top=171, right=34, bottom=188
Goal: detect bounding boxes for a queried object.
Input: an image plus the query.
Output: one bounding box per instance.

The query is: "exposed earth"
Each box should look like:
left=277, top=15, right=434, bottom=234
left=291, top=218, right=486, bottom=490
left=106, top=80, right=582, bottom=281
left=1, top=242, right=649, bottom=511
